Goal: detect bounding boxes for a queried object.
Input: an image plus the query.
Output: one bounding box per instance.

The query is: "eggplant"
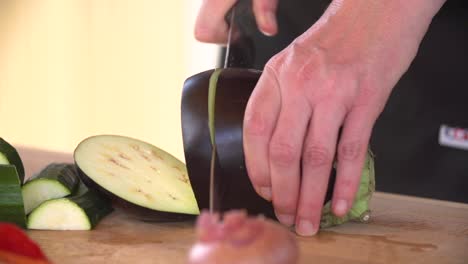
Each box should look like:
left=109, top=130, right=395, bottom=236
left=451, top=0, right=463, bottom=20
left=74, top=135, right=199, bottom=222
left=182, top=68, right=335, bottom=219
left=181, top=68, right=374, bottom=227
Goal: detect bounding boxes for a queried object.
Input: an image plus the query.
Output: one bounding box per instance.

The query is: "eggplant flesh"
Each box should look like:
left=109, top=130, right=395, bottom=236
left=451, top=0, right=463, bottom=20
left=74, top=135, right=199, bottom=222
left=181, top=68, right=336, bottom=220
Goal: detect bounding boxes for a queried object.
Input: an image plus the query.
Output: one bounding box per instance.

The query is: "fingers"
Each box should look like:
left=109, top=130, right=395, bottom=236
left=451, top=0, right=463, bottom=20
left=332, top=105, right=377, bottom=217
left=195, top=0, right=279, bottom=43
left=268, top=88, right=312, bottom=227
left=194, top=0, right=238, bottom=43
left=295, top=103, right=346, bottom=236
left=252, top=0, right=279, bottom=36
left=243, top=67, right=281, bottom=202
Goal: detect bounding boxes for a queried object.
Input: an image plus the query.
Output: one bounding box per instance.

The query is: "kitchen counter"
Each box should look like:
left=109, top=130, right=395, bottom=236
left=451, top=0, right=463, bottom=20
left=18, top=147, right=468, bottom=264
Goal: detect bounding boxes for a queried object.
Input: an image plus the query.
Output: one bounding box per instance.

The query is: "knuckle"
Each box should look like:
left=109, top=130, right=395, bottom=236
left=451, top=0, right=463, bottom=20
left=244, top=111, right=267, bottom=137
left=289, top=40, right=312, bottom=56
left=284, top=41, right=327, bottom=86
left=338, top=141, right=362, bottom=161
left=337, top=177, right=358, bottom=196
left=269, top=140, right=300, bottom=167
left=265, top=55, right=283, bottom=73
left=302, top=144, right=331, bottom=167
left=246, top=165, right=269, bottom=186
left=273, top=196, right=297, bottom=214
left=297, top=200, right=322, bottom=218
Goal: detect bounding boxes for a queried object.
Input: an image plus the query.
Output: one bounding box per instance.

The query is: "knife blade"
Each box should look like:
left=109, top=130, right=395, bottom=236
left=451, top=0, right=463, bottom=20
left=223, top=6, right=236, bottom=68
left=209, top=5, right=237, bottom=214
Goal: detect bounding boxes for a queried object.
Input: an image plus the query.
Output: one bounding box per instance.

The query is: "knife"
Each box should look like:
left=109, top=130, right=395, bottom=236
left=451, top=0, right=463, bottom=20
left=223, top=7, right=236, bottom=68
left=209, top=5, right=237, bottom=214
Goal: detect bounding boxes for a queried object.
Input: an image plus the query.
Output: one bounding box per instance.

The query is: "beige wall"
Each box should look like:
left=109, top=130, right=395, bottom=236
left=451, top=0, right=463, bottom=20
left=0, top=0, right=219, bottom=161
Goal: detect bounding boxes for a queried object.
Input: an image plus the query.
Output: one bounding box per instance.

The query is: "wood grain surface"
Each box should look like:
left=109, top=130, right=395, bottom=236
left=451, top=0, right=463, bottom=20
left=17, top=147, right=468, bottom=264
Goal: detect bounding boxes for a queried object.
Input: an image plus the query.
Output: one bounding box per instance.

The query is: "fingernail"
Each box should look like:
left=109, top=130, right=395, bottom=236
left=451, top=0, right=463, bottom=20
left=296, top=219, right=317, bottom=236
left=334, top=199, right=348, bottom=216
left=276, top=214, right=295, bottom=226
left=259, top=187, right=272, bottom=201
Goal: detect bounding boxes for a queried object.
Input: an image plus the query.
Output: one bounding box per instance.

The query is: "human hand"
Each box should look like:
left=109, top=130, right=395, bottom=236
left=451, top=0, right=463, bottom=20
left=194, top=0, right=279, bottom=44
left=242, top=0, right=446, bottom=236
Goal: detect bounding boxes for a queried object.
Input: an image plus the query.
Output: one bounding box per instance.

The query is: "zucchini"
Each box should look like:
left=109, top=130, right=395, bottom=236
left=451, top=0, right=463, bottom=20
left=74, top=135, right=199, bottom=221
left=27, top=182, right=113, bottom=230
left=0, top=165, right=26, bottom=228
left=0, top=138, right=25, bottom=184
left=22, top=163, right=80, bottom=214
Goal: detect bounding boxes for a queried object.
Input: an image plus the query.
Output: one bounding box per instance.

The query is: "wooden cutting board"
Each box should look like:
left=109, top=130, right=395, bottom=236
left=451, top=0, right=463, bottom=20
left=18, top=147, right=468, bottom=264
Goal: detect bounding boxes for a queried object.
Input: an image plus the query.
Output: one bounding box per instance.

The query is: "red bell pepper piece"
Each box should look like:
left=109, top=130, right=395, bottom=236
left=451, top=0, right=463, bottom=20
left=0, top=223, right=49, bottom=263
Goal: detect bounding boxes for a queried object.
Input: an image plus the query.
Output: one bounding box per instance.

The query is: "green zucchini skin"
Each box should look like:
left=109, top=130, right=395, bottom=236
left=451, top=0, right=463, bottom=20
left=22, top=163, right=81, bottom=214
left=0, top=138, right=25, bottom=184
left=67, top=183, right=114, bottom=228
left=27, top=182, right=113, bottom=230
left=0, top=165, right=26, bottom=228
left=25, top=163, right=79, bottom=193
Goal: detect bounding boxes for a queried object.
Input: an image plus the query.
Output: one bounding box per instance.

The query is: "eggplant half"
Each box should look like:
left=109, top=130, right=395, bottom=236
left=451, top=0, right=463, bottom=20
left=181, top=68, right=374, bottom=227
left=181, top=68, right=334, bottom=218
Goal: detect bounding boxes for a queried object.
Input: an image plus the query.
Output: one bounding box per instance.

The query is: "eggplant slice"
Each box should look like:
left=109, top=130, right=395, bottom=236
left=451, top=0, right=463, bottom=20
left=74, top=135, right=199, bottom=221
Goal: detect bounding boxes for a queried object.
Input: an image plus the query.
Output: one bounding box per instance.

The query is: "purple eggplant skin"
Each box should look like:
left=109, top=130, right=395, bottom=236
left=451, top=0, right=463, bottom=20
left=75, top=165, right=196, bottom=222
left=181, top=68, right=336, bottom=220
left=181, top=69, right=215, bottom=213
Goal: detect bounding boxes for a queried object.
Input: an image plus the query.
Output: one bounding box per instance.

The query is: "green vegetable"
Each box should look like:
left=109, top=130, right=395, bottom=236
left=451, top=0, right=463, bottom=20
left=208, top=68, right=223, bottom=146
left=27, top=182, right=113, bottom=230
left=0, top=138, right=25, bottom=184
left=0, top=165, right=26, bottom=228
left=22, top=163, right=80, bottom=214
left=320, top=150, right=375, bottom=228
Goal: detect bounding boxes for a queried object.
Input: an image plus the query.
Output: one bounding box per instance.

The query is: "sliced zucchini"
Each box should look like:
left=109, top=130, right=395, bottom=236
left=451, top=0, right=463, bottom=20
left=0, top=138, right=25, bottom=184
left=74, top=135, right=199, bottom=221
left=0, top=154, right=8, bottom=164
left=0, top=165, right=26, bottom=228
left=27, top=182, right=113, bottom=230
left=22, top=163, right=80, bottom=214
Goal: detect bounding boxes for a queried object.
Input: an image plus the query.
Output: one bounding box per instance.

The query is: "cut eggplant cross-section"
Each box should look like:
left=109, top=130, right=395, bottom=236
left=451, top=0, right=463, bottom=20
left=74, top=135, right=199, bottom=221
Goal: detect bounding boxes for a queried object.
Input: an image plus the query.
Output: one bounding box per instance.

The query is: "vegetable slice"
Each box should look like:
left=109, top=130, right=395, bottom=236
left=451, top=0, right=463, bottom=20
left=27, top=182, right=113, bottom=230
left=0, top=223, right=49, bottom=261
left=0, top=138, right=25, bottom=184
left=22, top=163, right=80, bottom=214
left=74, top=135, right=199, bottom=221
left=0, top=165, right=26, bottom=228
left=182, top=69, right=215, bottom=215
